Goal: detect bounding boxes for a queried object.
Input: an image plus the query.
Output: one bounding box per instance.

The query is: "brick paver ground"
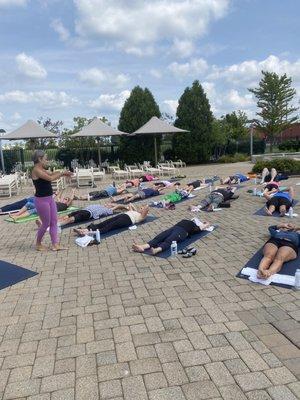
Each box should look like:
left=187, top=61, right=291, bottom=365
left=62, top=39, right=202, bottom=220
left=0, top=161, right=299, bottom=400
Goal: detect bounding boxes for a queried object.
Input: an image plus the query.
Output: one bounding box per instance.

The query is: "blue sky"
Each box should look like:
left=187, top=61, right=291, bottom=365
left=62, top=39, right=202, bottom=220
left=0, top=0, right=299, bottom=133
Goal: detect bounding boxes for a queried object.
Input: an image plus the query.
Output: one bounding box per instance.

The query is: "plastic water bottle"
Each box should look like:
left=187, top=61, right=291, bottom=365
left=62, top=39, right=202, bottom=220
left=237, top=178, right=241, bottom=185
left=95, top=229, right=101, bottom=243
left=253, top=187, right=257, bottom=196
left=295, top=269, right=300, bottom=290
left=170, top=241, right=177, bottom=258
left=254, top=177, right=257, bottom=185
left=57, top=223, right=62, bottom=234
left=289, top=207, right=293, bottom=218
left=209, top=183, right=212, bottom=193
left=162, top=199, right=166, bottom=208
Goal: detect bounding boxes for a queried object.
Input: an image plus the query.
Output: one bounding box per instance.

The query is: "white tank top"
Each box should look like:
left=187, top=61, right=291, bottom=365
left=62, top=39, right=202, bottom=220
left=125, top=210, right=143, bottom=224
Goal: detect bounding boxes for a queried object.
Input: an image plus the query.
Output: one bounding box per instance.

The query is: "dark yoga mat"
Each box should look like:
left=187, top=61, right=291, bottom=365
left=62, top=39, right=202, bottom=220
left=236, top=247, right=298, bottom=289
left=74, top=215, right=159, bottom=238
left=143, top=225, right=218, bottom=259
left=0, top=260, right=38, bottom=290
left=254, top=200, right=298, bottom=217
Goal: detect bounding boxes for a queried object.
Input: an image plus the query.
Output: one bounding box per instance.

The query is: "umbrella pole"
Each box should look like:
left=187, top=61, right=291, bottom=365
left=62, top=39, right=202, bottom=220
left=0, top=139, right=5, bottom=173
left=154, top=136, right=158, bottom=166
left=97, top=139, right=102, bottom=167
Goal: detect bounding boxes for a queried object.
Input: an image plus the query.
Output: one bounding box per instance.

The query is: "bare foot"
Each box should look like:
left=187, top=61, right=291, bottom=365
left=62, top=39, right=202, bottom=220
left=132, top=244, right=146, bottom=253
left=150, top=247, right=161, bottom=255
left=35, top=219, right=42, bottom=228
left=257, top=268, right=269, bottom=279
left=280, top=211, right=286, bottom=217
left=36, top=244, right=48, bottom=251
left=51, top=244, right=68, bottom=251
left=265, top=207, right=272, bottom=216
left=73, top=228, right=89, bottom=236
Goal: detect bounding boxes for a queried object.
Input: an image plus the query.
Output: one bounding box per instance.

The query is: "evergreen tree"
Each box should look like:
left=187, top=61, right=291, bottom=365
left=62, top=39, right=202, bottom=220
left=118, top=86, right=161, bottom=163
left=249, top=71, right=298, bottom=150
left=172, top=80, right=213, bottom=164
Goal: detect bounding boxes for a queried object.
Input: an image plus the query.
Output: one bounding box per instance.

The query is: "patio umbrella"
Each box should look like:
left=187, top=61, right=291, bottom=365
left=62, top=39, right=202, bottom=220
left=72, top=117, right=128, bottom=166
left=2, top=120, right=58, bottom=170
left=133, top=116, right=188, bottom=165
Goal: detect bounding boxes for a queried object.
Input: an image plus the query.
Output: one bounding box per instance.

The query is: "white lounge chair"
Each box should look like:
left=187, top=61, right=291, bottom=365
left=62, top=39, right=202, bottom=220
left=157, top=163, right=179, bottom=176
left=111, top=166, right=129, bottom=180
left=91, top=167, right=105, bottom=181
left=125, top=164, right=144, bottom=178
left=0, top=174, right=19, bottom=197
left=76, top=168, right=94, bottom=187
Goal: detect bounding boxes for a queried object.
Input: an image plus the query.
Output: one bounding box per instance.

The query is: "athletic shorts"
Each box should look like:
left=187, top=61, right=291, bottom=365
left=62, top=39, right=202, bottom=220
left=188, top=180, right=201, bottom=189
left=266, top=197, right=292, bottom=211
left=266, top=238, right=298, bottom=255
left=68, top=209, right=92, bottom=223
left=265, top=173, right=278, bottom=183
left=89, top=190, right=108, bottom=200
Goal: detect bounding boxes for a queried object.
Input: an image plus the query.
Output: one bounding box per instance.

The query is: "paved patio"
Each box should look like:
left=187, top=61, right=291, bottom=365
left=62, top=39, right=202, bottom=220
left=0, top=161, right=299, bottom=400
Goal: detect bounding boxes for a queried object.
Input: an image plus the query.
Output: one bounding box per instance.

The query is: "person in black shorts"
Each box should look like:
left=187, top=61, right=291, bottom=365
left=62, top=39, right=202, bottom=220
left=258, top=223, right=300, bottom=279
left=132, top=218, right=211, bottom=255
left=110, top=186, right=164, bottom=203
left=264, top=187, right=294, bottom=216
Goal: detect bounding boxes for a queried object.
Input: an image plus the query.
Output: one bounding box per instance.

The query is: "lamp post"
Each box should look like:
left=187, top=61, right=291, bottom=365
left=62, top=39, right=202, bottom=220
left=0, top=129, right=5, bottom=173
left=250, top=124, right=254, bottom=160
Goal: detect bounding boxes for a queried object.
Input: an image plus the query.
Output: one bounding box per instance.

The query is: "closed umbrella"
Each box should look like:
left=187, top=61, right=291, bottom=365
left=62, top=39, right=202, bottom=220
left=133, top=116, right=188, bottom=165
left=2, top=120, right=58, bottom=170
left=72, top=117, right=128, bottom=166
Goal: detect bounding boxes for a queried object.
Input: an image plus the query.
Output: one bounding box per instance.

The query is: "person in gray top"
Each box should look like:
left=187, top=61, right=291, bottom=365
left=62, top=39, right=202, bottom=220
left=57, top=203, right=130, bottom=226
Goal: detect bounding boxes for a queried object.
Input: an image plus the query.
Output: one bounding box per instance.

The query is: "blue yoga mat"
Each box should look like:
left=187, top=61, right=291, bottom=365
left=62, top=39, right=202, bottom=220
left=0, top=260, right=38, bottom=290
left=236, top=246, right=299, bottom=289
left=254, top=200, right=298, bottom=217
left=143, top=225, right=218, bottom=259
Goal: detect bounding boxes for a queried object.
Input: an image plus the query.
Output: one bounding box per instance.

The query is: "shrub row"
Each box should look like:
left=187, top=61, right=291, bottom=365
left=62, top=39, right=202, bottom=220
left=252, top=158, right=300, bottom=174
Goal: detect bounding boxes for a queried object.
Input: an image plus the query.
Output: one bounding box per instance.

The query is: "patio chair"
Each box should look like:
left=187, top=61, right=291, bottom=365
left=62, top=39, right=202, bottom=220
left=91, top=167, right=105, bottom=181
left=143, top=161, right=162, bottom=175
left=157, top=163, right=179, bottom=176
left=170, top=159, right=186, bottom=168
left=75, top=167, right=95, bottom=187
left=0, top=174, right=19, bottom=197
left=111, top=166, right=129, bottom=180
left=125, top=164, right=144, bottom=178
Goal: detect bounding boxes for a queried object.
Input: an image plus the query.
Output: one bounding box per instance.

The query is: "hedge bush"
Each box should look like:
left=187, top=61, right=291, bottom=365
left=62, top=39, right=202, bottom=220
left=278, top=140, right=300, bottom=152
left=252, top=158, right=300, bottom=174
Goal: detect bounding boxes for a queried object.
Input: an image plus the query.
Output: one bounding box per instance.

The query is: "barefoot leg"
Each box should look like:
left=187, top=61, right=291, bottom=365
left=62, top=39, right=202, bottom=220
left=132, top=243, right=150, bottom=253
left=150, top=247, right=162, bottom=255
left=257, top=243, right=277, bottom=279
left=267, top=246, right=297, bottom=276
left=265, top=205, right=275, bottom=216
left=279, top=205, right=287, bottom=217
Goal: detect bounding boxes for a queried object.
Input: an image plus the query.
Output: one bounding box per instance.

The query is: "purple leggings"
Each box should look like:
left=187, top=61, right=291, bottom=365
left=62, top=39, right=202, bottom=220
left=34, top=196, right=58, bottom=245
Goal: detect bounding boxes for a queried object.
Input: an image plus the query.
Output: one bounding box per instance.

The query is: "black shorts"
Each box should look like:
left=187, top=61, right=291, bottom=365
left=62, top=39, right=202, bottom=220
left=266, top=197, right=292, bottom=211
left=68, top=210, right=92, bottom=223
left=265, top=183, right=279, bottom=191
left=89, top=190, right=108, bottom=200
left=266, top=238, right=298, bottom=255
left=265, top=173, right=278, bottom=183
left=188, top=180, right=201, bottom=189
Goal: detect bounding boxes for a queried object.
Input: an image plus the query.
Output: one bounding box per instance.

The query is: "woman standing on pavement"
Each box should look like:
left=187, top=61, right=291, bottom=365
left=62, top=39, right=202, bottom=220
left=32, top=150, right=72, bottom=251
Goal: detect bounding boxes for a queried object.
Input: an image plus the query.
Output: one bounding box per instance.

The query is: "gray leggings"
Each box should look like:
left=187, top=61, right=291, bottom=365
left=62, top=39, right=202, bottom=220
left=200, top=193, right=224, bottom=209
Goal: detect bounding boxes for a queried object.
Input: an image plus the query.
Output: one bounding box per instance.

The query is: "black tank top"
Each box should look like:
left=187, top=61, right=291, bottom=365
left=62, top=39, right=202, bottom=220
left=33, top=177, right=53, bottom=197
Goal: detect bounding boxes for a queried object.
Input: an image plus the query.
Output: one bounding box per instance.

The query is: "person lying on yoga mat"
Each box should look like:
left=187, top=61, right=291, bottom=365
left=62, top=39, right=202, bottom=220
left=73, top=204, right=149, bottom=236
left=153, top=180, right=180, bottom=189
left=110, top=186, right=164, bottom=203
left=153, top=188, right=189, bottom=208
left=126, top=174, right=159, bottom=187
left=179, top=180, right=207, bottom=193
left=0, top=196, right=35, bottom=214
left=74, top=183, right=127, bottom=200
left=257, top=223, right=300, bottom=279
left=260, top=167, right=278, bottom=184
left=220, top=173, right=249, bottom=185
left=264, top=187, right=294, bottom=216
left=132, top=218, right=211, bottom=255
left=9, top=190, right=75, bottom=221
left=262, top=182, right=279, bottom=196
left=190, top=187, right=237, bottom=212
left=56, top=203, right=131, bottom=226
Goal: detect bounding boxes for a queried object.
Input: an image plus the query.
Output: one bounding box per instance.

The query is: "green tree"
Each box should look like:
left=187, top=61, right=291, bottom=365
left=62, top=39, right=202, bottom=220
left=118, top=86, right=161, bottom=163
left=172, top=80, right=213, bottom=164
left=248, top=71, right=298, bottom=150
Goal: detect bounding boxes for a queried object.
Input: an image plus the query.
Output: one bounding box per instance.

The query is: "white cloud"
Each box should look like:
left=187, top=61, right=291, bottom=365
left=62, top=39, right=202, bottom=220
left=226, top=89, right=254, bottom=108
left=0, top=0, right=27, bottom=7
left=208, top=55, right=300, bottom=85
left=0, top=112, right=3, bottom=121
left=171, top=39, right=195, bottom=58
left=11, top=112, right=22, bottom=121
left=50, top=19, right=70, bottom=42
left=162, top=100, right=178, bottom=115
left=89, top=90, right=130, bottom=111
left=121, top=45, right=154, bottom=57
left=16, top=53, right=47, bottom=79
left=74, top=0, right=230, bottom=47
left=0, top=90, right=79, bottom=108
left=150, top=69, right=162, bottom=79
left=79, top=68, right=129, bottom=88
left=168, top=58, right=208, bottom=77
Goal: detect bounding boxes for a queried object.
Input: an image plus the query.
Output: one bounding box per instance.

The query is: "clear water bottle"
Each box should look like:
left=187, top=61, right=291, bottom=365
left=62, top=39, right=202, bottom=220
left=254, top=177, right=257, bottom=185
left=209, top=183, right=212, bottom=193
left=295, top=269, right=300, bottom=290
left=170, top=241, right=177, bottom=258
left=95, top=229, right=101, bottom=243
left=253, top=187, right=257, bottom=196
left=162, top=199, right=166, bottom=208
left=237, top=178, right=241, bottom=185
left=289, top=207, right=293, bottom=218
left=57, top=223, right=62, bottom=234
